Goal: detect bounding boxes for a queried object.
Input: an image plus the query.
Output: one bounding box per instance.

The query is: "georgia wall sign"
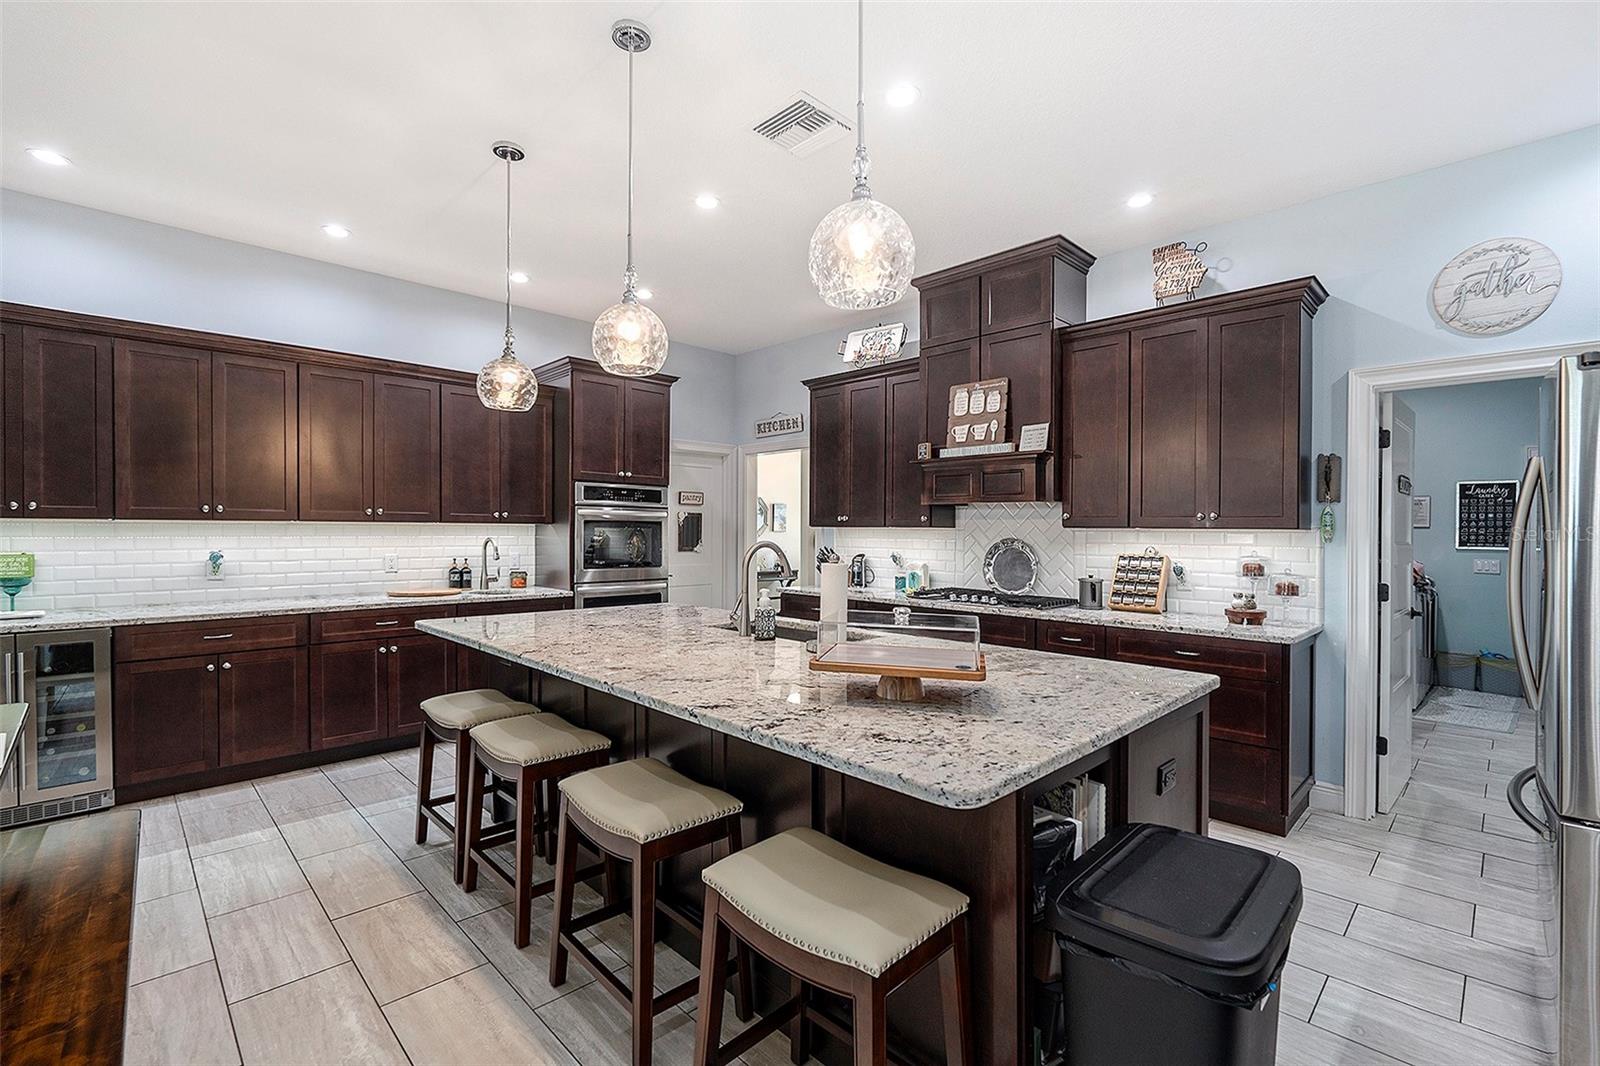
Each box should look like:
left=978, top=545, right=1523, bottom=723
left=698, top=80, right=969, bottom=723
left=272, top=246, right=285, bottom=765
left=1431, top=237, right=1561, bottom=336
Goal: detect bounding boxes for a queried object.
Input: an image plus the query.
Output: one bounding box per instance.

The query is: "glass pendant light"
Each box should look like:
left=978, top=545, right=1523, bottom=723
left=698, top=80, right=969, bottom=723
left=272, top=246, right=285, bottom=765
left=808, top=0, right=915, bottom=310
left=477, top=140, right=539, bottom=411
left=593, top=19, right=669, bottom=377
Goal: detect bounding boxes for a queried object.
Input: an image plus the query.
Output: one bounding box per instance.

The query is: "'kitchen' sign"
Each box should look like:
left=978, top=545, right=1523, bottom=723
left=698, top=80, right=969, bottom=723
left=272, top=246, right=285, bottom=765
left=754, top=412, right=804, bottom=438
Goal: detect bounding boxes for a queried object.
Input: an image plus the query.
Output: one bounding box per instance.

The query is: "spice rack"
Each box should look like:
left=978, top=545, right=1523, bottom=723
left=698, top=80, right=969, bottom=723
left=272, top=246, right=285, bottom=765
left=1109, top=548, right=1170, bottom=614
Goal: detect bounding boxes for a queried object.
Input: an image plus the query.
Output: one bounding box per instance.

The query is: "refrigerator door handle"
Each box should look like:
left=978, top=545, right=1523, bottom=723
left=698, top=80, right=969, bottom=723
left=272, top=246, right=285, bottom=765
left=1506, top=455, right=1546, bottom=711
left=1506, top=765, right=1554, bottom=841
left=2, top=650, right=11, bottom=703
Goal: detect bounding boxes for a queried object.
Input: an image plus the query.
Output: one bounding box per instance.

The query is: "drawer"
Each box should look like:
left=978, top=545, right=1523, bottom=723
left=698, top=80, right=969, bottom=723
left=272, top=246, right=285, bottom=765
left=1210, top=737, right=1284, bottom=819
left=1037, top=621, right=1105, bottom=657
left=979, top=614, right=1035, bottom=648
left=1109, top=630, right=1280, bottom=682
left=1209, top=678, right=1283, bottom=749
left=311, top=607, right=455, bottom=643
left=456, top=597, right=572, bottom=617
left=777, top=594, right=820, bottom=621
left=115, top=616, right=307, bottom=662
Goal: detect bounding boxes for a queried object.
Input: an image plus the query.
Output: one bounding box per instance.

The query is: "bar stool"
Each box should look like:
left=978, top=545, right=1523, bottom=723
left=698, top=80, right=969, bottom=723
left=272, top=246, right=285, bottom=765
left=413, top=689, right=532, bottom=884
left=460, top=713, right=613, bottom=947
left=691, top=827, right=972, bottom=1066
left=548, top=758, right=753, bottom=1066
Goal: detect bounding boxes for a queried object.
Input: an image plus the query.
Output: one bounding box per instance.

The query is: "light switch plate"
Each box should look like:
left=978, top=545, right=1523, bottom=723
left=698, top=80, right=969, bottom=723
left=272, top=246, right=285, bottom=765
left=1473, top=558, right=1502, bottom=575
left=383, top=553, right=399, bottom=574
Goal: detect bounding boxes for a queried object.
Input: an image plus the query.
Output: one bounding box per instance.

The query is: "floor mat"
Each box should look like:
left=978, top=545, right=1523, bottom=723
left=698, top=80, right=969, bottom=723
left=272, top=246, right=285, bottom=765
left=1414, top=686, right=1524, bottom=733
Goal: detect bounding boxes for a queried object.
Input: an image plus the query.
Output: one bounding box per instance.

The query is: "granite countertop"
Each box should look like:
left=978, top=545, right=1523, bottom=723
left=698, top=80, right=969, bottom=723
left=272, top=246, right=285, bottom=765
left=419, top=603, right=1219, bottom=810
left=780, top=585, right=1322, bottom=645
left=0, top=586, right=573, bottom=635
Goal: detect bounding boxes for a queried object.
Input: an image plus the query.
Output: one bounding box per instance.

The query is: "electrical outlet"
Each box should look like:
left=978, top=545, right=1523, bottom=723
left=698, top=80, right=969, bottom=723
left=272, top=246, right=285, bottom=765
left=383, top=553, right=399, bottom=574
left=1473, top=558, right=1502, bottom=575
left=509, top=552, right=522, bottom=567
left=1156, top=759, right=1179, bottom=796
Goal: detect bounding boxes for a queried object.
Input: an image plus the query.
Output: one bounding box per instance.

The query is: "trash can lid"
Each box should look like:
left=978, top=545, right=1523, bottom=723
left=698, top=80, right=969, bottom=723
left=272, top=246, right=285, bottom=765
left=1047, top=823, right=1302, bottom=999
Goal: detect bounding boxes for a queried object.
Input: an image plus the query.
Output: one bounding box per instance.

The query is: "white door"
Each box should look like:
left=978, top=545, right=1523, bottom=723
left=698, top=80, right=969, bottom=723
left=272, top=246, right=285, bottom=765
left=1378, top=394, right=1418, bottom=812
left=668, top=447, right=729, bottom=608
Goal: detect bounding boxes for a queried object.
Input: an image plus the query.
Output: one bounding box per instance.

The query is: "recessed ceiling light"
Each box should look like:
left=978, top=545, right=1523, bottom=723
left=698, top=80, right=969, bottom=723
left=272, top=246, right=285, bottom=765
left=26, top=147, right=71, bottom=167
left=321, top=222, right=351, bottom=239
left=635, top=287, right=654, bottom=301
left=694, top=193, right=720, bottom=210
left=885, top=82, right=921, bottom=108
left=1125, top=191, right=1155, bottom=209
left=509, top=270, right=529, bottom=284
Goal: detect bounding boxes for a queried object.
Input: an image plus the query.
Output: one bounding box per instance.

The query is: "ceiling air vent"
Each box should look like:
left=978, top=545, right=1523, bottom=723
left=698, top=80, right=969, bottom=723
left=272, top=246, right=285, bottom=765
left=752, top=92, right=852, bottom=157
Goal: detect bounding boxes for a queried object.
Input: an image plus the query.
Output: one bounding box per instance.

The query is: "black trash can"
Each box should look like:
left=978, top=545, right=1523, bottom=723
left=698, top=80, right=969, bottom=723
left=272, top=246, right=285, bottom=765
left=1046, top=822, right=1302, bottom=1066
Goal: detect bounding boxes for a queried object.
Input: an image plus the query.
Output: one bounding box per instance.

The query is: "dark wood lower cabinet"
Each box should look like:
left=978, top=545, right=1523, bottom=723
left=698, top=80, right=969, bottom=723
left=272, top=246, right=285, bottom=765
left=113, top=656, right=219, bottom=785
left=309, top=640, right=386, bottom=749
left=385, top=634, right=454, bottom=738
left=218, top=647, right=309, bottom=766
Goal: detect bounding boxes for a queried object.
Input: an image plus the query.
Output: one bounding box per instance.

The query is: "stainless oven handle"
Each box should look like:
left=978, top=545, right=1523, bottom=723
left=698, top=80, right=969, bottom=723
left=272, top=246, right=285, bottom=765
left=1506, top=455, right=1545, bottom=711
left=577, top=580, right=669, bottom=596
left=574, top=506, right=669, bottom=522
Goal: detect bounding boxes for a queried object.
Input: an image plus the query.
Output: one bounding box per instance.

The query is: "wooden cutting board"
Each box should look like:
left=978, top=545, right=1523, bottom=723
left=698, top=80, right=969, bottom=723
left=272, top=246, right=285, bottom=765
left=385, top=589, right=463, bottom=599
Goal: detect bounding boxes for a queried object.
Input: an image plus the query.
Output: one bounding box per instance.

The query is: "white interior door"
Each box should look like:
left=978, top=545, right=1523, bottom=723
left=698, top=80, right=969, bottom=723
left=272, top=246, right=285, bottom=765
left=668, top=447, right=729, bottom=608
left=1378, top=394, right=1418, bottom=812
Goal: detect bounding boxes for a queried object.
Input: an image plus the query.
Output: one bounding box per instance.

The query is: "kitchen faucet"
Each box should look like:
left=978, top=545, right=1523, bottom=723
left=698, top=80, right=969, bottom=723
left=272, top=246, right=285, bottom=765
left=732, top=541, right=795, bottom=636
left=480, top=537, right=500, bottom=591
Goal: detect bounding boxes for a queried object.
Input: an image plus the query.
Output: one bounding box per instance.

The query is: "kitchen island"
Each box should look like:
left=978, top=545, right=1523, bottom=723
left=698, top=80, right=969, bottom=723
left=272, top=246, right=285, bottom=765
left=419, top=603, right=1218, bottom=1065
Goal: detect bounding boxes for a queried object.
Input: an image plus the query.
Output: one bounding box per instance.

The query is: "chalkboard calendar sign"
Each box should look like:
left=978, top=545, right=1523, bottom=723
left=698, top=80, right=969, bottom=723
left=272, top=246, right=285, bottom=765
left=1456, top=481, right=1518, bottom=550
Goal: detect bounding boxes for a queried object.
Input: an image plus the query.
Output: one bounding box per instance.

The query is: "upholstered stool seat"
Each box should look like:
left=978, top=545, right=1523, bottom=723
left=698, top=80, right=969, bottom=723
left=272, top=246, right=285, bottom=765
left=549, top=758, right=752, bottom=1065
left=693, top=828, right=973, bottom=1066
left=702, top=827, right=967, bottom=979
left=471, top=713, right=611, bottom=767
left=419, top=688, right=527, bottom=730
left=559, top=757, right=743, bottom=844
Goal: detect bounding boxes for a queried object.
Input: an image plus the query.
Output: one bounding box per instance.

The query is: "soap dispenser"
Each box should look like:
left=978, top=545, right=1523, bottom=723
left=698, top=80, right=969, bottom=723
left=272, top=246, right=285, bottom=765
left=753, top=589, right=777, bottom=641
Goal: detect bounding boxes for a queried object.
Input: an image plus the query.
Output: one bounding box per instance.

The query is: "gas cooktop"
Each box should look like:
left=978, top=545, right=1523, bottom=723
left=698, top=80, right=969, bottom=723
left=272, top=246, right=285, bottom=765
left=911, top=587, right=1079, bottom=610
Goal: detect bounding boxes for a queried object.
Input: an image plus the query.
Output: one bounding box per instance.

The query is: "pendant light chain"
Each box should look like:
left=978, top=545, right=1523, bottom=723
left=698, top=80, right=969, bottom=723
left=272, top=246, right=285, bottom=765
left=851, top=0, right=870, bottom=200
left=624, top=44, right=637, bottom=293
left=478, top=139, right=537, bottom=411
left=504, top=151, right=514, bottom=351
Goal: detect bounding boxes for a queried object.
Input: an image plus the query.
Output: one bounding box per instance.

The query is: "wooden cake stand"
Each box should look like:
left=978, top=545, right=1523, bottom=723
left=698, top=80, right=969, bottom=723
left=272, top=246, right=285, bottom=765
left=808, top=647, right=988, bottom=701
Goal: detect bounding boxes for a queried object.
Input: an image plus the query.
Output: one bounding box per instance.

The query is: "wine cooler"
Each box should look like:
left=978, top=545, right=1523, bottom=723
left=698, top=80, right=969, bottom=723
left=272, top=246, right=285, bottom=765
left=0, top=629, right=114, bottom=828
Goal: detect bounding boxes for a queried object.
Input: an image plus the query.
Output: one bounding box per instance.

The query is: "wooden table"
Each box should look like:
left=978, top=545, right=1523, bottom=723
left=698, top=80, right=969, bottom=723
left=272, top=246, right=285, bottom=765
left=1, top=808, right=140, bottom=1066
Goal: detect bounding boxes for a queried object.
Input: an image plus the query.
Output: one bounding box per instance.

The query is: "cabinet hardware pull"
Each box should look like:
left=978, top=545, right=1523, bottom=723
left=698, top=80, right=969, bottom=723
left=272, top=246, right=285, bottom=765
left=215, top=504, right=224, bottom=513
left=8, top=501, right=17, bottom=510
left=1207, top=511, right=1219, bottom=521
left=376, top=508, right=384, bottom=516
left=221, top=662, right=231, bottom=670
left=373, top=620, right=400, bottom=627
left=389, top=645, right=398, bottom=653
left=1056, top=636, right=1084, bottom=644
left=28, top=501, right=37, bottom=510
left=1194, top=512, right=1205, bottom=521
left=1063, top=512, right=1071, bottom=519
left=365, top=508, right=374, bottom=516
left=1172, top=649, right=1202, bottom=658
left=201, top=504, right=210, bottom=512
left=202, top=633, right=234, bottom=640
left=920, top=516, right=928, bottom=523
left=206, top=663, right=216, bottom=672
left=378, top=646, right=387, bottom=654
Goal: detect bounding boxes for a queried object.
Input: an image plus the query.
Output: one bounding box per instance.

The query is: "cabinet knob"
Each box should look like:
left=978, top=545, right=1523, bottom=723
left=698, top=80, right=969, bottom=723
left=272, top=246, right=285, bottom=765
left=493, top=511, right=501, bottom=519
left=920, top=515, right=928, bottom=523
left=206, top=663, right=216, bottom=672
left=1195, top=512, right=1205, bottom=522
left=376, top=507, right=384, bottom=516
left=389, top=645, right=398, bottom=653
left=221, top=661, right=231, bottom=670
left=28, top=501, right=38, bottom=510
left=201, top=504, right=210, bottom=513
left=1063, top=511, right=1071, bottom=519
left=7, top=501, right=16, bottom=510
left=365, top=508, right=374, bottom=516
left=1207, top=512, right=1219, bottom=521
left=378, top=646, right=388, bottom=654
left=215, top=504, right=224, bottom=514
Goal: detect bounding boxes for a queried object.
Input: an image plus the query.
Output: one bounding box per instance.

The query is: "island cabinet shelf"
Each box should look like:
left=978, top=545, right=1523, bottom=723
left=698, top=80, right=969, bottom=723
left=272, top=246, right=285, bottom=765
left=417, top=604, right=1216, bottom=1066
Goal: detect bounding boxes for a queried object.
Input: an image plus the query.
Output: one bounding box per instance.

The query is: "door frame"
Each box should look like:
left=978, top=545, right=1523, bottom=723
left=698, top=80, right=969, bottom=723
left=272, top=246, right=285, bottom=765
left=1343, top=340, right=1591, bottom=820
left=669, top=439, right=739, bottom=609
left=736, top=438, right=814, bottom=587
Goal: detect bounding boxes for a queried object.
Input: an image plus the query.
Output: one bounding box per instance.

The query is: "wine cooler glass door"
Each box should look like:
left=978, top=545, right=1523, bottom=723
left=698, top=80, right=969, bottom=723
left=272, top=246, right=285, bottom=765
left=17, top=629, right=112, bottom=806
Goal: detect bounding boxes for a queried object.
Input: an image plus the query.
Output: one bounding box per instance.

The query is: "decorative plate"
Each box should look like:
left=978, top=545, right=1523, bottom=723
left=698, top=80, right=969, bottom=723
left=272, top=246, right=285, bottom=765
left=983, top=538, right=1039, bottom=595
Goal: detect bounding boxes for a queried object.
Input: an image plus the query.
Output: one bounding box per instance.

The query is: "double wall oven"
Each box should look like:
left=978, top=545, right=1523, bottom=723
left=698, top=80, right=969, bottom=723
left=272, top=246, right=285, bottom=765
left=570, top=481, right=669, bottom=608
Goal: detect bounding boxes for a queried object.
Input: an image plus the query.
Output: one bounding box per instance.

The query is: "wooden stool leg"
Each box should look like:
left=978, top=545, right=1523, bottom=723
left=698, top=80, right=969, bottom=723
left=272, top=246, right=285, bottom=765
left=453, top=734, right=474, bottom=884
left=938, top=916, right=972, bottom=1066
left=543, top=778, right=558, bottom=858
left=548, top=800, right=579, bottom=987
left=462, top=755, right=486, bottom=894
left=727, top=818, right=754, bottom=1024
left=788, top=976, right=809, bottom=1065
left=852, top=979, right=887, bottom=1066
left=414, top=724, right=434, bottom=845
left=693, top=891, right=730, bottom=1066
left=531, top=773, right=545, bottom=860
left=631, top=853, right=657, bottom=1066
left=513, top=765, right=536, bottom=949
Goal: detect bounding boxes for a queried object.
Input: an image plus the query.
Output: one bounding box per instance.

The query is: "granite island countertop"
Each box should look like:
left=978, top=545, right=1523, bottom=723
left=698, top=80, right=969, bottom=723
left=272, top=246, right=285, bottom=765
left=779, top=585, right=1322, bottom=645
left=419, top=603, right=1219, bottom=810
left=0, top=586, right=572, bottom=635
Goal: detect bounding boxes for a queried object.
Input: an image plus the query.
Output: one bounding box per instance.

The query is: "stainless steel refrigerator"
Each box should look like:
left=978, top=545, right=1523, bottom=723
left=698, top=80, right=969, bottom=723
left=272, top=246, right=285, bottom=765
left=0, top=628, right=115, bottom=828
left=1506, top=350, right=1599, bottom=1064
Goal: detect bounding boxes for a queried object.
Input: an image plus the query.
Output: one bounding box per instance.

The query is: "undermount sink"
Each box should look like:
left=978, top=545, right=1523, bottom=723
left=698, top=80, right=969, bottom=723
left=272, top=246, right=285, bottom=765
left=464, top=589, right=513, bottom=597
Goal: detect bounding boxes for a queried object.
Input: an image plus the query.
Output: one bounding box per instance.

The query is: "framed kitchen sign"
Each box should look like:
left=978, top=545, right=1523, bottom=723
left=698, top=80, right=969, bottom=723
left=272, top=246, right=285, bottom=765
left=1456, top=480, right=1518, bottom=550
left=1432, top=238, right=1562, bottom=336
left=944, top=378, right=1010, bottom=449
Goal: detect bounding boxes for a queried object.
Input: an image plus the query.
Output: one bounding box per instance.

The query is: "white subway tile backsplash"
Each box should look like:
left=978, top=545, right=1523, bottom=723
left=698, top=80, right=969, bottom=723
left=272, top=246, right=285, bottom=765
left=0, top=520, right=537, bottom=611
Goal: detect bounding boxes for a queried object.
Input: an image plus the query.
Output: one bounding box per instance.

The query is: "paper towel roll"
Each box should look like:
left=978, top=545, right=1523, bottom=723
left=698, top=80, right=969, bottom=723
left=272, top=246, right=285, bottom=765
left=819, top=562, right=848, bottom=645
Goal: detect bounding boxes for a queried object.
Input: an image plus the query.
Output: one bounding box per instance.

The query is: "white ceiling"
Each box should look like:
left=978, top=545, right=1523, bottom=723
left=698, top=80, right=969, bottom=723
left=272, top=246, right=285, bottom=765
left=3, top=2, right=1596, bottom=354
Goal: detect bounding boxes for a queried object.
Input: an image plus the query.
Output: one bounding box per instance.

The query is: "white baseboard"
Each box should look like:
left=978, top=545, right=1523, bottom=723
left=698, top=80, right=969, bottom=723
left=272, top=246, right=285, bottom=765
left=1309, top=782, right=1344, bottom=813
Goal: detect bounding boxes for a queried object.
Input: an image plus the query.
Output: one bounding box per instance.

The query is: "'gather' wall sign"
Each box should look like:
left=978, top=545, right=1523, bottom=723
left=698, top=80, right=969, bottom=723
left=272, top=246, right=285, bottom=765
left=1431, top=237, right=1561, bottom=336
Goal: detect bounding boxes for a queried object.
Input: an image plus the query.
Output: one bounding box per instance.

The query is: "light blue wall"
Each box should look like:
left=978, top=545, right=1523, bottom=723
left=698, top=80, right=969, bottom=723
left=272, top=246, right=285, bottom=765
left=1396, top=379, right=1541, bottom=694
left=0, top=191, right=740, bottom=443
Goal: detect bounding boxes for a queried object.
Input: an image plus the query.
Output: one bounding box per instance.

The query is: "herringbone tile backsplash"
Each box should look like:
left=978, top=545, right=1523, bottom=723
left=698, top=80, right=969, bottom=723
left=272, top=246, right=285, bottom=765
left=834, top=504, right=1322, bottom=625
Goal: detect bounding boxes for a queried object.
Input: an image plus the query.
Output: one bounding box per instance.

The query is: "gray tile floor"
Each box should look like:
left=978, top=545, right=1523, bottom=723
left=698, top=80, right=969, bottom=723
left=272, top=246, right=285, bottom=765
left=116, top=706, right=1554, bottom=1065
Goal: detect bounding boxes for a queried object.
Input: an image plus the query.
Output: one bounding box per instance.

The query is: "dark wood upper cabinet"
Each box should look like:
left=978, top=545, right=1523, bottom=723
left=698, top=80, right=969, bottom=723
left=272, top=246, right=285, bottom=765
left=622, top=379, right=671, bottom=484
left=918, top=339, right=980, bottom=447
left=11, top=327, right=114, bottom=519
left=843, top=376, right=887, bottom=528
left=299, top=365, right=374, bottom=521
left=569, top=370, right=627, bottom=482
left=113, top=656, right=218, bottom=786
left=1210, top=305, right=1306, bottom=528
left=1061, top=332, right=1130, bottom=527
left=919, top=277, right=981, bottom=347
left=114, top=340, right=213, bottom=520
left=0, top=324, right=15, bottom=516
left=501, top=393, right=553, bottom=523
left=980, top=322, right=1054, bottom=439
left=441, top=384, right=502, bottom=522
left=217, top=647, right=308, bottom=766
left=887, top=366, right=933, bottom=527
left=808, top=383, right=847, bottom=527
left=1129, top=319, right=1212, bottom=527
left=982, top=256, right=1057, bottom=333
left=213, top=353, right=297, bottom=521
left=373, top=374, right=440, bottom=522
